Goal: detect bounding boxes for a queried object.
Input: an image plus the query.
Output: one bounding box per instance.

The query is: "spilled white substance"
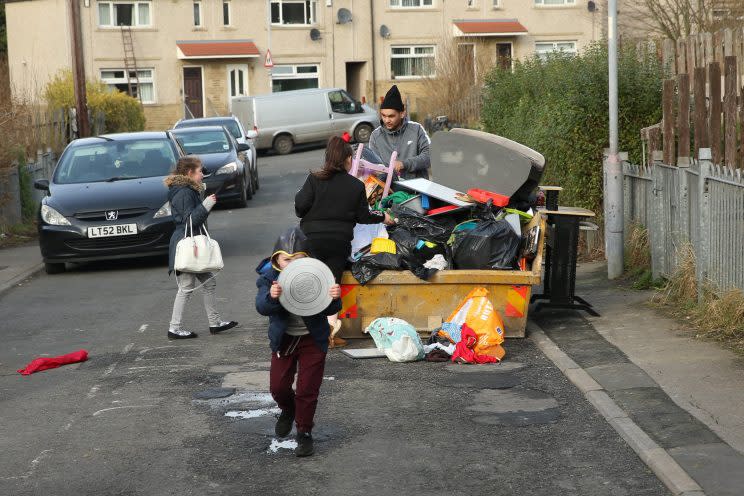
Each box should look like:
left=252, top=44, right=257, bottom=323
left=323, top=376, right=335, bottom=381
left=268, top=438, right=298, bottom=453
left=224, top=408, right=280, bottom=419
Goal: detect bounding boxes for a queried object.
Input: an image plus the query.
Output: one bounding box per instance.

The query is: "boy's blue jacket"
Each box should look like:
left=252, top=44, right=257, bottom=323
left=255, top=258, right=341, bottom=353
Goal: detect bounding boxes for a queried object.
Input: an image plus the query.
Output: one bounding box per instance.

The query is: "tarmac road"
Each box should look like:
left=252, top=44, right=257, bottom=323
left=0, top=146, right=669, bottom=496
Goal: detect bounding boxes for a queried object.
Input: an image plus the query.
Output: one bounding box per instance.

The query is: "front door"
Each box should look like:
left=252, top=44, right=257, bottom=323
left=496, top=43, right=513, bottom=71
left=183, top=67, right=204, bottom=118
left=227, top=64, right=249, bottom=112
left=458, top=44, right=476, bottom=83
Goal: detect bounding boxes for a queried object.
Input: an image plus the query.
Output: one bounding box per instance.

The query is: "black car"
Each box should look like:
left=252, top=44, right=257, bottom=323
left=170, top=126, right=252, bottom=207
left=34, top=132, right=184, bottom=274
left=173, top=116, right=259, bottom=194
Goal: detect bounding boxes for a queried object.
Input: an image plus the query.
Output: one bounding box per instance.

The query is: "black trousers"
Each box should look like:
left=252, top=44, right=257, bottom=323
left=307, top=237, right=351, bottom=283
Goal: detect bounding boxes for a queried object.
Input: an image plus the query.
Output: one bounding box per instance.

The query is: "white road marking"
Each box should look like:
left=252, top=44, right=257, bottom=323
left=92, top=405, right=155, bottom=416
left=87, top=385, right=100, bottom=399
left=268, top=439, right=297, bottom=453
left=0, top=449, right=52, bottom=480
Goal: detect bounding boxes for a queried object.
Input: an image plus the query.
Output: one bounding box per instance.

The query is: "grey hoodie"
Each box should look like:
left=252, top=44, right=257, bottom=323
left=368, top=117, right=431, bottom=180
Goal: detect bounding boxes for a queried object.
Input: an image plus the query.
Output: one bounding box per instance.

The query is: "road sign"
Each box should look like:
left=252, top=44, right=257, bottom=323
left=264, top=49, right=274, bottom=68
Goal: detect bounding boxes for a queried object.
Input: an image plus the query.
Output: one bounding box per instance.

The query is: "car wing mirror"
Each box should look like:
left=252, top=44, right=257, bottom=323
left=34, top=179, right=50, bottom=191
left=237, top=143, right=251, bottom=152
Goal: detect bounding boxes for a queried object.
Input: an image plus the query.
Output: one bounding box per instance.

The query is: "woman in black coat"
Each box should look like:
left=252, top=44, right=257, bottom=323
left=165, top=156, right=237, bottom=340
left=295, top=136, right=394, bottom=338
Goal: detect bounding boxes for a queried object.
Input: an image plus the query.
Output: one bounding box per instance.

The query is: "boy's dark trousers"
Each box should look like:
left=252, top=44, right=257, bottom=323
left=270, top=334, right=327, bottom=433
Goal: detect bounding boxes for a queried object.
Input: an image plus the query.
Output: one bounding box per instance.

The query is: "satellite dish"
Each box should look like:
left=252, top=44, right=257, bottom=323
left=587, top=0, right=596, bottom=12
left=379, top=25, right=391, bottom=38
left=337, top=8, right=352, bottom=24
left=310, top=28, right=321, bottom=41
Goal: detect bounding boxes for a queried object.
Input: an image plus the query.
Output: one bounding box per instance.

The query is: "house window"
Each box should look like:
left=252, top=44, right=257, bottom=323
left=391, top=45, right=435, bottom=78
left=390, top=0, right=433, bottom=7
left=534, top=0, right=575, bottom=5
left=98, top=2, right=151, bottom=27
left=271, top=0, right=317, bottom=25
left=223, top=1, right=231, bottom=26
left=535, top=41, right=577, bottom=59
left=493, top=0, right=500, bottom=7
left=271, top=64, right=319, bottom=92
left=467, top=0, right=477, bottom=7
left=193, top=1, right=201, bottom=27
left=100, top=68, right=155, bottom=103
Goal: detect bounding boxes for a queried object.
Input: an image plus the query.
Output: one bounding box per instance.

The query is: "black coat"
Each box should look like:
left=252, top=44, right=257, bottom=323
left=255, top=259, right=341, bottom=353
left=295, top=171, right=385, bottom=241
left=165, top=175, right=209, bottom=274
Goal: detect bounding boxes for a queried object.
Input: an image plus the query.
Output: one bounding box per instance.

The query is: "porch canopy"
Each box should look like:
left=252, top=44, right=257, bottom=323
left=452, top=19, right=528, bottom=37
left=176, top=40, right=260, bottom=59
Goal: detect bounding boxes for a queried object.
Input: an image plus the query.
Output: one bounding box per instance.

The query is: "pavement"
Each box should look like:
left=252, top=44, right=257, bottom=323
left=2, top=148, right=743, bottom=495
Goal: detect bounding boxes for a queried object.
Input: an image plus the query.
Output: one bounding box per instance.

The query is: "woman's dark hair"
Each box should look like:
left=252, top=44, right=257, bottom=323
left=172, top=155, right=202, bottom=176
left=312, top=135, right=353, bottom=180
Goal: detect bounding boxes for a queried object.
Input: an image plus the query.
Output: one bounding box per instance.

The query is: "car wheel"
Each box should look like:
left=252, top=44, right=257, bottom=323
left=45, top=262, right=65, bottom=274
left=253, top=164, right=259, bottom=191
left=236, top=176, right=248, bottom=208
left=273, top=135, right=293, bottom=155
left=354, top=124, right=373, bottom=143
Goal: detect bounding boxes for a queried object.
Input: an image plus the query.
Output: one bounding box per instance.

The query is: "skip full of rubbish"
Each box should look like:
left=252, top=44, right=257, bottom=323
left=348, top=129, right=545, bottom=286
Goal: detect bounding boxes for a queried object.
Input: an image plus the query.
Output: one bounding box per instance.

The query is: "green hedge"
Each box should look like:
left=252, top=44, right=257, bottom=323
left=44, top=70, right=145, bottom=133
left=481, top=42, right=663, bottom=216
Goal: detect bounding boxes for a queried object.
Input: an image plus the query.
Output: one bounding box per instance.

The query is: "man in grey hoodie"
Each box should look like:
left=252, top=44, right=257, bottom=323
left=368, top=85, right=431, bottom=180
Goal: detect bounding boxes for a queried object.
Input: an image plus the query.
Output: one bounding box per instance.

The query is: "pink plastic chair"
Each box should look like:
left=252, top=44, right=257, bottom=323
left=348, top=143, right=397, bottom=200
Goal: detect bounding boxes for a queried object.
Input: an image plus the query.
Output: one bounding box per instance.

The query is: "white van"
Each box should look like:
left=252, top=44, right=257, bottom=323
left=231, top=88, right=379, bottom=155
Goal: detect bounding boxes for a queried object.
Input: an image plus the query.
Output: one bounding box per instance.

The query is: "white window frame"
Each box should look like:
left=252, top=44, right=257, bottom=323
left=222, top=0, right=231, bottom=26
left=467, top=0, right=477, bottom=8
left=100, top=68, right=156, bottom=104
left=226, top=64, right=249, bottom=111
left=390, top=45, right=436, bottom=79
left=389, top=0, right=434, bottom=8
left=270, top=0, right=318, bottom=26
left=492, top=0, right=501, bottom=8
left=534, top=0, right=576, bottom=6
left=97, top=1, right=152, bottom=28
left=193, top=1, right=202, bottom=27
left=270, top=64, right=320, bottom=92
left=534, top=41, right=577, bottom=59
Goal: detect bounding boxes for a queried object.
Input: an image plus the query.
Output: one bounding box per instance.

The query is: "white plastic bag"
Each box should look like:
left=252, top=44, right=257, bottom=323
left=364, top=317, right=424, bottom=362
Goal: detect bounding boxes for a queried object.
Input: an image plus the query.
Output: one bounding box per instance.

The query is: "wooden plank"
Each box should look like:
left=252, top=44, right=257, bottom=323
left=705, top=32, right=714, bottom=67
left=709, top=61, right=722, bottom=165
left=714, top=30, right=724, bottom=68
left=723, top=56, right=737, bottom=169
left=740, top=84, right=744, bottom=170
left=663, top=38, right=676, bottom=76
left=724, top=28, right=734, bottom=57
left=663, top=79, right=676, bottom=165
left=648, top=126, right=662, bottom=166
left=694, top=67, right=709, bottom=157
left=677, top=39, right=687, bottom=75
left=677, top=73, right=691, bottom=160
left=686, top=35, right=696, bottom=72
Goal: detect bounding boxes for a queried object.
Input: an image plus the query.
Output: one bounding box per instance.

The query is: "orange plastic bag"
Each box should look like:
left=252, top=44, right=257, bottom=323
left=444, top=287, right=506, bottom=362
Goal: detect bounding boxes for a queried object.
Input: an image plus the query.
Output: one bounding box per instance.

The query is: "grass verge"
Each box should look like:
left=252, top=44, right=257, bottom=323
left=652, top=244, right=744, bottom=354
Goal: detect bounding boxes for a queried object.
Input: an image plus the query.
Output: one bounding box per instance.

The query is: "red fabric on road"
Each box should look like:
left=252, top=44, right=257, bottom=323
left=17, top=350, right=89, bottom=375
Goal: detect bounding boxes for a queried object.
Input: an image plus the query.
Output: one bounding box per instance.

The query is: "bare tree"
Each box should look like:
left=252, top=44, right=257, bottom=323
left=621, top=0, right=744, bottom=40
left=418, top=37, right=493, bottom=126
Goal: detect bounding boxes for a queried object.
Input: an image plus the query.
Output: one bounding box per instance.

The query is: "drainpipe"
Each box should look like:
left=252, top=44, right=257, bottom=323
left=369, top=0, right=377, bottom=107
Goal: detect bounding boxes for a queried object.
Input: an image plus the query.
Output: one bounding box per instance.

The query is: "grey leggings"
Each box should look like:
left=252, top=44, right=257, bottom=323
left=169, top=272, right=221, bottom=330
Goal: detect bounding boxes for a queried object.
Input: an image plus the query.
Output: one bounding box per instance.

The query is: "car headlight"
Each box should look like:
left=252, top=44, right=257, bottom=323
left=153, top=201, right=172, bottom=219
left=40, top=204, right=71, bottom=226
left=216, top=162, right=238, bottom=175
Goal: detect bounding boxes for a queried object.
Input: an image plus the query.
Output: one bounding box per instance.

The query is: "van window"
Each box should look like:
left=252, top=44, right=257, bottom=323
left=328, top=90, right=358, bottom=114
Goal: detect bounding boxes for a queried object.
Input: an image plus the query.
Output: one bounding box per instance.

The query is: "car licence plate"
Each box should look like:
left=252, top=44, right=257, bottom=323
left=88, top=224, right=138, bottom=238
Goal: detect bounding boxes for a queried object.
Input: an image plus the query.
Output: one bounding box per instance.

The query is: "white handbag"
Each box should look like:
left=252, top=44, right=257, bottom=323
left=174, top=216, right=224, bottom=273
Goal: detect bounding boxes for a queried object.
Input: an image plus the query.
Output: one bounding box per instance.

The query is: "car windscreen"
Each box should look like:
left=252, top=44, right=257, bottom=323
left=177, top=120, right=242, bottom=140
left=174, top=130, right=232, bottom=155
left=53, top=139, right=179, bottom=184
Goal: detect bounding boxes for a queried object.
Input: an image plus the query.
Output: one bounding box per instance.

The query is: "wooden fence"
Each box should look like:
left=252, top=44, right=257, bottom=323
left=631, top=29, right=744, bottom=295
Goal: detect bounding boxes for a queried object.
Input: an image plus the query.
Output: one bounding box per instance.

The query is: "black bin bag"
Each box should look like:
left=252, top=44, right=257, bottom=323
left=451, top=219, right=521, bottom=270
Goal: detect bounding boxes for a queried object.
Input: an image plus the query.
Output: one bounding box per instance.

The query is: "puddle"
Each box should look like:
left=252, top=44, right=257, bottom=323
left=268, top=438, right=297, bottom=453
left=193, top=391, right=276, bottom=410
left=225, top=408, right=280, bottom=419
